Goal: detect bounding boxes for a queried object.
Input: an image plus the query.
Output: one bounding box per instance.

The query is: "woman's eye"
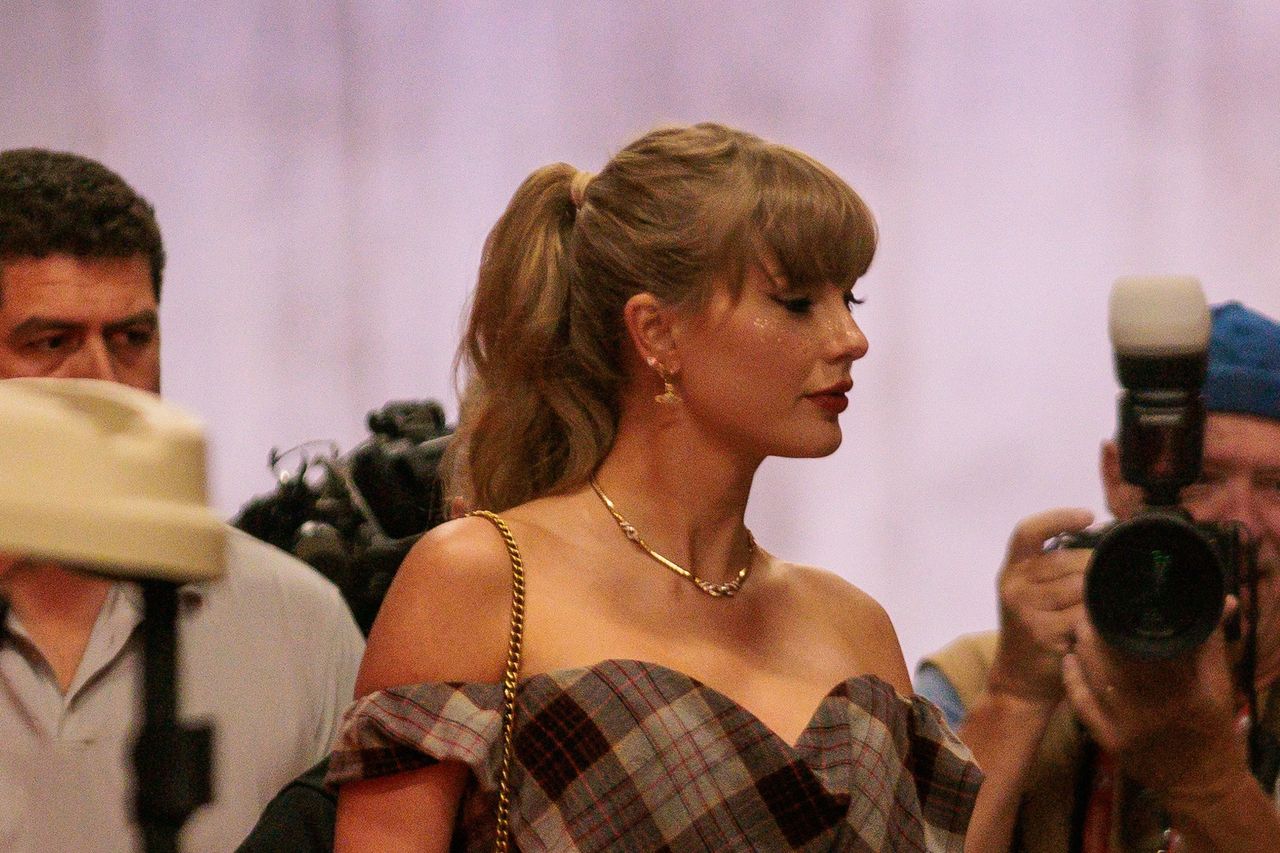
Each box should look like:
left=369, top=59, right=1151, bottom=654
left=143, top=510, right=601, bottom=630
left=844, top=292, right=865, bottom=309
left=775, top=297, right=813, bottom=314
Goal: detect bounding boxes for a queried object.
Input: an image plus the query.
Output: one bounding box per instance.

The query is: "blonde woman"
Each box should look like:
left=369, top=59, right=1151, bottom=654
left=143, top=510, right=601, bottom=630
left=330, top=123, right=980, bottom=851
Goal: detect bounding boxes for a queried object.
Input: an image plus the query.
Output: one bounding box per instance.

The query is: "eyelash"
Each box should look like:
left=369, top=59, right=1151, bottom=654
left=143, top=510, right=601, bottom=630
left=775, top=293, right=864, bottom=314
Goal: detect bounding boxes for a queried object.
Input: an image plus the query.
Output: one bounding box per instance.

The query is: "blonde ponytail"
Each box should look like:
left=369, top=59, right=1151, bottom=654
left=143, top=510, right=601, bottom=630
left=445, top=163, right=616, bottom=510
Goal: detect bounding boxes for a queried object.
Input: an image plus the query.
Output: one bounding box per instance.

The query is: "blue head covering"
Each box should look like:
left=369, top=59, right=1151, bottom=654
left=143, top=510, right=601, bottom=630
left=1205, top=302, right=1280, bottom=422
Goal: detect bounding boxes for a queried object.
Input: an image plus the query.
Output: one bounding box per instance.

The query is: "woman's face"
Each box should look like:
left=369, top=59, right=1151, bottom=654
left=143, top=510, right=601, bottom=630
left=671, top=261, right=868, bottom=460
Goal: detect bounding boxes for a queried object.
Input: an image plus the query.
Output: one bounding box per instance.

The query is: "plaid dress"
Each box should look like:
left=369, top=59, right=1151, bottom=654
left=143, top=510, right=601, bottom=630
left=327, top=659, right=980, bottom=851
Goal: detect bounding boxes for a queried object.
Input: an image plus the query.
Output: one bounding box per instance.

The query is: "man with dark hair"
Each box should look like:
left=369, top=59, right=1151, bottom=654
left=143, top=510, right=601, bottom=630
left=0, top=148, right=165, bottom=294
left=0, top=148, right=364, bottom=851
left=0, top=148, right=163, bottom=389
left=919, top=302, right=1280, bottom=851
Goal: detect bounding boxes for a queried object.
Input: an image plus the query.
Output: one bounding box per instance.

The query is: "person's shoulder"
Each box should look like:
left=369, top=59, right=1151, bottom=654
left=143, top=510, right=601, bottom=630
left=918, top=630, right=1000, bottom=696
left=213, top=525, right=355, bottom=621
left=768, top=560, right=884, bottom=622
left=915, top=631, right=1000, bottom=728
left=196, top=525, right=362, bottom=654
left=765, top=560, right=912, bottom=693
left=922, top=630, right=1000, bottom=668
left=395, top=512, right=523, bottom=591
left=355, top=514, right=520, bottom=695
left=220, top=525, right=340, bottom=595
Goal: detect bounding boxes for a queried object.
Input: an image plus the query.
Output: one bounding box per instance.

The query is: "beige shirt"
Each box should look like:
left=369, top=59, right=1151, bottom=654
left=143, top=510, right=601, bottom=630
left=0, top=527, right=364, bottom=852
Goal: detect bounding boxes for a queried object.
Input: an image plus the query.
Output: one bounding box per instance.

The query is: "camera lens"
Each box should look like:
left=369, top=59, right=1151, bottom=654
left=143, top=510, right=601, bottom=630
left=1084, top=513, right=1225, bottom=659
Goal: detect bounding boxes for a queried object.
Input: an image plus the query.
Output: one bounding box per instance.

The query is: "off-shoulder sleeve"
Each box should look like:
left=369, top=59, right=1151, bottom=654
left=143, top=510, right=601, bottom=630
left=325, top=681, right=505, bottom=791
left=802, top=676, right=983, bottom=852
left=902, top=690, right=984, bottom=846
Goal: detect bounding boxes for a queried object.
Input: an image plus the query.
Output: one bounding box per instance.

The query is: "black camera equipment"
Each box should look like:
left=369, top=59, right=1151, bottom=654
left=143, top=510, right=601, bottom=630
left=1058, top=277, right=1258, bottom=661
left=233, top=400, right=452, bottom=633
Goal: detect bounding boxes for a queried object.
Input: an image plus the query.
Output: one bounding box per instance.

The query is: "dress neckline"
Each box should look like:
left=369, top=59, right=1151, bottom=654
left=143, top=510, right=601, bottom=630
left=489, top=657, right=906, bottom=750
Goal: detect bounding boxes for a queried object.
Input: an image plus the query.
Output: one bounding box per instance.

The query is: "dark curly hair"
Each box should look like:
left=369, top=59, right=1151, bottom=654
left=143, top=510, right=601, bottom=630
left=0, top=148, right=165, bottom=302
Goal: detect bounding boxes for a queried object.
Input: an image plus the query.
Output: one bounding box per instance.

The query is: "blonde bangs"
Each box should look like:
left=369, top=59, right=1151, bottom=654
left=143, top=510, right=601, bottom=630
left=748, top=145, right=877, bottom=293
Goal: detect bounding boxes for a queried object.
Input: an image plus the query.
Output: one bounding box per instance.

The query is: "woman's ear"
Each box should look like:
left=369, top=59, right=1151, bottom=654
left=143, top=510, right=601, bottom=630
left=622, top=292, right=681, bottom=374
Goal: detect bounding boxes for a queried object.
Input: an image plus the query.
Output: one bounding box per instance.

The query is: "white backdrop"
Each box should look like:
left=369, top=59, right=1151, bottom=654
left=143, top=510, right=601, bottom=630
left=3, top=1, right=1278, bottom=668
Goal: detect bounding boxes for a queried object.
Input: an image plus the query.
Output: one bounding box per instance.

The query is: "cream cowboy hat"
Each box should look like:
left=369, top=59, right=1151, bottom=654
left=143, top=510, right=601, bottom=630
left=0, top=378, right=224, bottom=581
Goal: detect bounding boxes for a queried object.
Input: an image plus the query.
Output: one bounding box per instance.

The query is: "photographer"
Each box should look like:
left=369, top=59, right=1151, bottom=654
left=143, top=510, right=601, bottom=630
left=918, top=301, right=1280, bottom=852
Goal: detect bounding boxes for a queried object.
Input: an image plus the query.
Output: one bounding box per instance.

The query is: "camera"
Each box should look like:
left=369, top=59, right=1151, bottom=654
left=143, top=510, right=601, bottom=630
left=233, top=399, right=452, bottom=633
left=1056, top=277, right=1257, bottom=659
left=1059, top=512, right=1252, bottom=659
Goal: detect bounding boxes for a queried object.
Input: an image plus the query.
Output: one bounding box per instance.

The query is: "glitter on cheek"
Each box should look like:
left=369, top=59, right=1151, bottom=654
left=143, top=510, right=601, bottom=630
left=749, top=313, right=784, bottom=346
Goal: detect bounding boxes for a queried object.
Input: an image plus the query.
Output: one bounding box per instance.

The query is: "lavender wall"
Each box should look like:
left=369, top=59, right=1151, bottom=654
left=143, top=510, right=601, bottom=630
left=4, top=1, right=1278, bottom=667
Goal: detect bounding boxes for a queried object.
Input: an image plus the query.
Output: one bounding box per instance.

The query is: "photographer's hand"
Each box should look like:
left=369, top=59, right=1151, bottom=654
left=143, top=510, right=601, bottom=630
left=961, top=508, right=1093, bottom=853
left=987, top=508, right=1094, bottom=705
left=1064, top=611, right=1280, bottom=852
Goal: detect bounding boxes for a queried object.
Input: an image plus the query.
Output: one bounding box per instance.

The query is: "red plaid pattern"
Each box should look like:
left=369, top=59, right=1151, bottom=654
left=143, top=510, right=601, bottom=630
left=328, top=659, right=980, bottom=851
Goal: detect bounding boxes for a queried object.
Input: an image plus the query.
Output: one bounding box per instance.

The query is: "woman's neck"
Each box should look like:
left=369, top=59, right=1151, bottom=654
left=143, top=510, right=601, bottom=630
left=592, top=407, right=760, bottom=587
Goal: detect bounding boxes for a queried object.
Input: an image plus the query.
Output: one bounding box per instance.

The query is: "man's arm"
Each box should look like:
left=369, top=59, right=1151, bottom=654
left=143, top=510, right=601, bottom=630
left=958, top=509, right=1093, bottom=852
left=960, top=688, right=1062, bottom=850
left=313, top=585, right=365, bottom=753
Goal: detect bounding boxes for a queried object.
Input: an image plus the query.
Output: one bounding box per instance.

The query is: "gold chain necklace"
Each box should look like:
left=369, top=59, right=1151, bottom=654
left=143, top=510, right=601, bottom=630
left=589, top=475, right=755, bottom=598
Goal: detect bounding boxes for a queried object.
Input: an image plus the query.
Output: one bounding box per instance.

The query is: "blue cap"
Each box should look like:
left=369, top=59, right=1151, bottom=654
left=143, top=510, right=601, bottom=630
left=1206, top=302, right=1280, bottom=422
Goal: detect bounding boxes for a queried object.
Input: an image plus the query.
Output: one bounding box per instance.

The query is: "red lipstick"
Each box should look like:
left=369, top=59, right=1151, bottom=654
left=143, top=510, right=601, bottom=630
left=806, top=380, right=852, bottom=415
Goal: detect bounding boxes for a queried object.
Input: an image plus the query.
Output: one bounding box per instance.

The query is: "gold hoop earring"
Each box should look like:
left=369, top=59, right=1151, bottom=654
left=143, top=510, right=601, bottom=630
left=646, top=356, right=682, bottom=405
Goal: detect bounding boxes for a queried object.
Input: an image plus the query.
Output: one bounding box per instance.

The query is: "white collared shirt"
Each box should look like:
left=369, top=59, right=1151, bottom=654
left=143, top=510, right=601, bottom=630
left=0, top=527, right=365, bottom=852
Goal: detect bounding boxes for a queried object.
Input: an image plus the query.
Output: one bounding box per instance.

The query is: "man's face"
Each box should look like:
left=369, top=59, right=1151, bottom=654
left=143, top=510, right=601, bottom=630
left=1181, top=413, right=1280, bottom=675
left=1180, top=413, right=1280, bottom=576
left=1105, top=413, right=1280, bottom=568
left=1104, top=411, right=1280, bottom=674
left=0, top=254, right=159, bottom=392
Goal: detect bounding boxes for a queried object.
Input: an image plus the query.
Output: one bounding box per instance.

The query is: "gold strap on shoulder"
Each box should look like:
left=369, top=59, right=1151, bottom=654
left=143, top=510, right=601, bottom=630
left=467, top=510, right=527, bottom=853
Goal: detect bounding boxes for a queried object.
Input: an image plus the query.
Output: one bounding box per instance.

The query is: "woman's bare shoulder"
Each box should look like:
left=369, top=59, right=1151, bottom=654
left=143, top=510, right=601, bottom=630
left=767, top=559, right=912, bottom=694
left=763, top=559, right=878, bottom=614
left=355, top=514, right=521, bottom=696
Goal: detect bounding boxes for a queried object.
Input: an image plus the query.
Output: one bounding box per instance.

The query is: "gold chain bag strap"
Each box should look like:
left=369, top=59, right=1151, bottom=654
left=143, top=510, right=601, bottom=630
left=466, top=510, right=527, bottom=853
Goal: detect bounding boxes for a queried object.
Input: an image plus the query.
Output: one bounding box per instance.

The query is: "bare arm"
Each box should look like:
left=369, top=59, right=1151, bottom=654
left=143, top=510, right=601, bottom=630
left=333, top=518, right=514, bottom=852
left=963, top=508, right=1093, bottom=853
left=1164, top=769, right=1280, bottom=852
left=854, top=594, right=913, bottom=696
left=335, top=764, right=470, bottom=853
left=959, top=692, right=1059, bottom=852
